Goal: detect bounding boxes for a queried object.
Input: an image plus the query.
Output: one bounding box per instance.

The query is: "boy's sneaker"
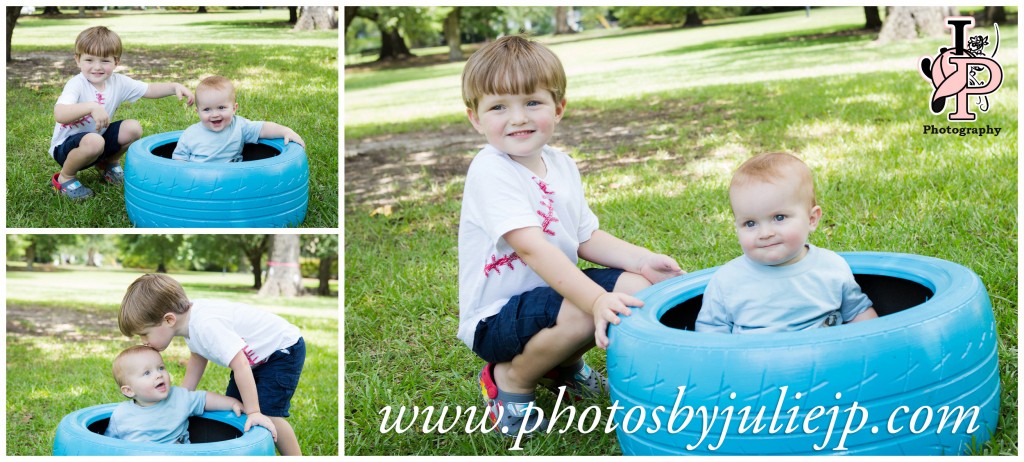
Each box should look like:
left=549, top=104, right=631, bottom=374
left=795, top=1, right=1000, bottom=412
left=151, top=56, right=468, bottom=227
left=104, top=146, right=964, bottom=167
left=539, top=360, right=607, bottom=401
left=98, top=164, right=125, bottom=185
left=51, top=173, right=94, bottom=200
left=478, top=363, right=549, bottom=437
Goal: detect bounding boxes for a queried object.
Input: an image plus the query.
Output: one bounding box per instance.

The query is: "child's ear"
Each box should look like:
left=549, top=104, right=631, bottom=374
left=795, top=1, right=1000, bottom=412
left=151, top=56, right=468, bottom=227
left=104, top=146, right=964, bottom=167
left=466, top=108, right=484, bottom=134
left=808, top=205, right=823, bottom=231
left=554, top=98, right=567, bottom=121
left=121, top=385, right=135, bottom=398
left=163, top=313, right=177, bottom=326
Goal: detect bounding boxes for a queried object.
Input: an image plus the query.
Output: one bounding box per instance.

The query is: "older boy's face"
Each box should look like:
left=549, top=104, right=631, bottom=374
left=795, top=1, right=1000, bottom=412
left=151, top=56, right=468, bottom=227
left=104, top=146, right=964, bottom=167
left=138, top=319, right=176, bottom=351
left=730, top=179, right=821, bottom=266
left=75, top=53, right=118, bottom=88
left=467, top=89, right=565, bottom=160
left=120, top=349, right=171, bottom=407
left=196, top=87, right=238, bottom=132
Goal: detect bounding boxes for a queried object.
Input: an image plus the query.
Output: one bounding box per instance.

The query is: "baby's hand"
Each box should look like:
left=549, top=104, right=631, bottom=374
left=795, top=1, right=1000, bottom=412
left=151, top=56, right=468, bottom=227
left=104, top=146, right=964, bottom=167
left=91, top=104, right=110, bottom=131
left=244, top=411, right=278, bottom=442
left=283, top=128, right=306, bottom=148
left=638, top=253, right=685, bottom=284
left=592, top=291, right=644, bottom=350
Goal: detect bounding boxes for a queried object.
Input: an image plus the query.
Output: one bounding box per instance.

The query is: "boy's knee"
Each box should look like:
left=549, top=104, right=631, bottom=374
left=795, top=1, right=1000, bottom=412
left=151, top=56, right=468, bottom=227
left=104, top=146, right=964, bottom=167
left=614, top=272, right=651, bottom=295
left=120, top=120, right=143, bottom=144
left=78, top=133, right=106, bottom=156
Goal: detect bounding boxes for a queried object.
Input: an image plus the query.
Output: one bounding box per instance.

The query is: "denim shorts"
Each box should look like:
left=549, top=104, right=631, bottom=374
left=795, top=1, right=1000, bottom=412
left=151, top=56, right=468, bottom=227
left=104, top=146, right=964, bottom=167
left=226, top=337, right=306, bottom=418
left=53, top=120, right=126, bottom=167
left=472, top=268, right=625, bottom=364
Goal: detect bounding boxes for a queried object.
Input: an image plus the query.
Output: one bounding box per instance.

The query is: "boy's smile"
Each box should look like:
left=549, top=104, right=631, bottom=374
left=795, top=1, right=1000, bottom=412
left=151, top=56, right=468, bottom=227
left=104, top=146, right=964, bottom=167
left=195, top=87, right=238, bottom=132
left=75, top=53, right=118, bottom=89
left=468, top=90, right=566, bottom=166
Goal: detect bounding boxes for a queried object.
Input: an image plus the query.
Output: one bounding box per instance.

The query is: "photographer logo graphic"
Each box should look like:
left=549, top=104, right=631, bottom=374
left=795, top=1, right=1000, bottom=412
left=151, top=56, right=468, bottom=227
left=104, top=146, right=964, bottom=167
left=919, top=17, right=1002, bottom=121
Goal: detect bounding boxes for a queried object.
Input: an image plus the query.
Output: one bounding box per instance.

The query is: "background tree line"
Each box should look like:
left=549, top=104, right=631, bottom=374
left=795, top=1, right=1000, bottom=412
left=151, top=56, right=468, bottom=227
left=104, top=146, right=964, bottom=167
left=6, top=234, right=338, bottom=297
left=345, top=6, right=1012, bottom=62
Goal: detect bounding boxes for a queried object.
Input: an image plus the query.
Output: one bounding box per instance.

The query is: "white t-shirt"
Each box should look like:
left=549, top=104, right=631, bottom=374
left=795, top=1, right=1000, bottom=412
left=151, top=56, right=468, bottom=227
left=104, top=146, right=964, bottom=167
left=171, top=116, right=264, bottom=163
left=50, top=72, right=148, bottom=156
left=457, top=144, right=599, bottom=349
left=185, top=299, right=301, bottom=368
left=104, top=386, right=206, bottom=444
left=696, top=244, right=873, bottom=334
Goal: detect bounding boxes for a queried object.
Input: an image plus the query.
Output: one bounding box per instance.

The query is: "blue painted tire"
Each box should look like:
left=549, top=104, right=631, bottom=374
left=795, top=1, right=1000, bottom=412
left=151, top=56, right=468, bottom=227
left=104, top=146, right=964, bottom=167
left=607, top=252, right=1000, bottom=455
left=52, top=403, right=275, bottom=456
left=125, top=131, right=309, bottom=227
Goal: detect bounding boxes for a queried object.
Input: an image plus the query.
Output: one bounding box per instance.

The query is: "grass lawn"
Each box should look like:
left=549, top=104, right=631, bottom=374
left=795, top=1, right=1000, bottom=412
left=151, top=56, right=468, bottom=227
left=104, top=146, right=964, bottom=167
left=5, top=266, right=339, bottom=455
left=6, top=9, right=338, bottom=228
left=344, top=7, right=1018, bottom=456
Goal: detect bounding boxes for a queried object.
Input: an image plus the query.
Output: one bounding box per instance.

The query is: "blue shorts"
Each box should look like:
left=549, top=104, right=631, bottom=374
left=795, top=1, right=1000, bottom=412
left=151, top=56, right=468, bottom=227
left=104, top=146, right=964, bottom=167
left=53, top=120, right=126, bottom=167
left=226, top=337, right=305, bottom=418
left=472, top=268, right=625, bottom=364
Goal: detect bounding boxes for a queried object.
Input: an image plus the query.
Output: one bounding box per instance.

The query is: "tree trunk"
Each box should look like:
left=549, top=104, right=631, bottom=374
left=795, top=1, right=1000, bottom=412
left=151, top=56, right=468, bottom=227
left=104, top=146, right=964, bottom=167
left=156, top=261, right=167, bottom=273
left=197, top=6, right=207, bottom=14
left=77, top=6, right=85, bottom=17
left=864, top=6, right=882, bottom=30
left=294, top=6, right=337, bottom=31
left=87, top=248, right=99, bottom=267
left=683, top=8, right=703, bottom=28
left=876, top=7, right=947, bottom=44
left=234, top=235, right=270, bottom=290
left=25, top=242, right=35, bottom=269
left=378, top=26, right=413, bottom=61
left=258, top=234, right=305, bottom=297
left=985, top=7, right=1006, bottom=25
left=289, top=6, right=298, bottom=24
left=444, top=7, right=462, bottom=61
left=42, top=7, right=61, bottom=15
left=555, top=7, right=574, bottom=35
left=317, top=255, right=336, bottom=296
left=344, top=6, right=357, bottom=33
left=6, top=7, right=20, bottom=63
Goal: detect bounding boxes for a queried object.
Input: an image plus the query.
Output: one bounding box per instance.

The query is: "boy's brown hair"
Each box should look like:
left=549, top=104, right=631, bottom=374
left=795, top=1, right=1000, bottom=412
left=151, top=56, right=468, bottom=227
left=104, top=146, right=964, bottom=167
left=730, top=152, right=817, bottom=208
left=195, top=75, right=237, bottom=106
left=461, top=35, right=567, bottom=111
left=119, top=274, right=191, bottom=337
left=75, top=26, right=123, bottom=60
left=112, top=345, right=161, bottom=387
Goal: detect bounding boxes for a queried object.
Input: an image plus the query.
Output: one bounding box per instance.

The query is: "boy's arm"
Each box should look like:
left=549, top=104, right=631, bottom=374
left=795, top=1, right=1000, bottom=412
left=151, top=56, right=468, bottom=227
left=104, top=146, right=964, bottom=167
left=181, top=353, right=209, bottom=391
left=203, top=391, right=243, bottom=416
left=143, top=82, right=194, bottom=106
left=505, top=226, right=642, bottom=349
left=578, top=230, right=684, bottom=285
left=259, top=122, right=306, bottom=148
left=54, top=102, right=108, bottom=130
left=228, top=350, right=279, bottom=441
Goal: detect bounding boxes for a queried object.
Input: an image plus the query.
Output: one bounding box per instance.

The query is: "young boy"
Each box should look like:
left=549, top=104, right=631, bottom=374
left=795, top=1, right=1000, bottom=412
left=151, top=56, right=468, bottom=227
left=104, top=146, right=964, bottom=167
left=695, top=152, right=879, bottom=333
left=105, top=345, right=243, bottom=443
left=171, top=75, right=305, bottom=163
left=458, top=35, right=684, bottom=437
left=119, top=274, right=306, bottom=455
left=50, top=26, right=194, bottom=200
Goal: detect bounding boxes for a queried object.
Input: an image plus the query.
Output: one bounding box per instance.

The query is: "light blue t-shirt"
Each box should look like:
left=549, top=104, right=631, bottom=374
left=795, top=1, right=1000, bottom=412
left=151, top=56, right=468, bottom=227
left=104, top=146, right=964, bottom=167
left=695, top=244, right=873, bottom=334
left=104, top=386, right=207, bottom=444
left=171, top=115, right=264, bottom=163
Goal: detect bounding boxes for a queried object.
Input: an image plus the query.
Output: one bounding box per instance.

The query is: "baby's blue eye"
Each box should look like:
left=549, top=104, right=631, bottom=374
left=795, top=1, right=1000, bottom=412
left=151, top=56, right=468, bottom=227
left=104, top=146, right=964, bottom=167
left=743, top=221, right=756, bottom=228
left=526, top=101, right=539, bottom=107
left=774, top=214, right=786, bottom=222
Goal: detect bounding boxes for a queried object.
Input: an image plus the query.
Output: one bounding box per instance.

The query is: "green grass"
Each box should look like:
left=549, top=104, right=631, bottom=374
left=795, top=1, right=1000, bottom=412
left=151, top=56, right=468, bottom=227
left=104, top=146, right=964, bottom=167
left=344, top=8, right=1018, bottom=456
left=7, top=9, right=338, bottom=228
left=5, top=266, right=339, bottom=455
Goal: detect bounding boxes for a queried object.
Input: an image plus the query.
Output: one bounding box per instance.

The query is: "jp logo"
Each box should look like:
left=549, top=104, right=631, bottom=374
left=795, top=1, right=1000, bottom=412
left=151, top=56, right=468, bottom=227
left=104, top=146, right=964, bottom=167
left=920, top=17, right=1002, bottom=121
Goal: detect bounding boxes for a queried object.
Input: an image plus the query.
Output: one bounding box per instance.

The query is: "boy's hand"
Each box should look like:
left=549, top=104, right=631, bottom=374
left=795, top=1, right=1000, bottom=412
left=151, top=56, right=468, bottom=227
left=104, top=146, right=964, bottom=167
left=231, top=401, right=243, bottom=417
left=282, top=128, right=306, bottom=148
left=244, top=411, right=278, bottom=442
left=91, top=104, right=110, bottom=131
left=592, top=291, right=644, bottom=350
left=175, top=83, right=195, bottom=106
left=638, top=253, right=685, bottom=284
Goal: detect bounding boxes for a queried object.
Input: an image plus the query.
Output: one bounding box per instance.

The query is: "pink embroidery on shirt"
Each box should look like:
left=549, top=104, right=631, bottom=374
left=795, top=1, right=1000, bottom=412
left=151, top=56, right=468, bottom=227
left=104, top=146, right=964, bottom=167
left=61, top=116, right=93, bottom=129
left=484, top=252, right=523, bottom=277
left=95, top=92, right=105, bottom=105
left=242, top=344, right=265, bottom=366
left=532, top=177, right=559, bottom=236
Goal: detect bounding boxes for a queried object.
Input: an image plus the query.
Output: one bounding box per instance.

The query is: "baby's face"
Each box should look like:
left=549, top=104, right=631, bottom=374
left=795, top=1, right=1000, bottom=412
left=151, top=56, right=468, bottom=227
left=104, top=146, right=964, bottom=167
left=120, top=349, right=171, bottom=406
left=730, top=179, right=820, bottom=266
left=195, top=87, right=238, bottom=132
